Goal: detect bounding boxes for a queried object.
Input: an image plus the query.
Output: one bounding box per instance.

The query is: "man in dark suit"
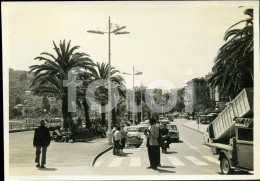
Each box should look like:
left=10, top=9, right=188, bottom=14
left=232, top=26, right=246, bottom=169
left=145, top=118, right=160, bottom=170
left=33, top=120, right=51, bottom=168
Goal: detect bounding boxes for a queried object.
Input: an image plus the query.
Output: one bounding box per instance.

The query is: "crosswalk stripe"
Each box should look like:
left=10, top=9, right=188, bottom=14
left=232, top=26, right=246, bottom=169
left=167, top=156, right=185, bottom=166
left=130, top=157, right=141, bottom=167
left=94, top=160, right=103, bottom=168
left=202, top=156, right=219, bottom=164
left=185, top=156, right=209, bottom=165
left=108, top=157, right=124, bottom=167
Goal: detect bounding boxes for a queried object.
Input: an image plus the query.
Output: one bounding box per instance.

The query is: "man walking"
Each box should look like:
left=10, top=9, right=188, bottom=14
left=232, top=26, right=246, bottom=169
left=145, top=118, right=160, bottom=170
left=33, top=120, right=51, bottom=168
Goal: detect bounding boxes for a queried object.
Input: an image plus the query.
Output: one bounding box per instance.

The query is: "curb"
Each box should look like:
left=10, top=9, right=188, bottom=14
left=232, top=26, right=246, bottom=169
left=9, top=128, right=36, bottom=133
left=90, top=145, right=113, bottom=167
left=182, top=124, right=206, bottom=134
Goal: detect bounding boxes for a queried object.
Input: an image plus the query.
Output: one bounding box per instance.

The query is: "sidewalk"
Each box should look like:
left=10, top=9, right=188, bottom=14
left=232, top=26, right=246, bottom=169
left=182, top=120, right=208, bottom=134
left=9, top=131, right=112, bottom=176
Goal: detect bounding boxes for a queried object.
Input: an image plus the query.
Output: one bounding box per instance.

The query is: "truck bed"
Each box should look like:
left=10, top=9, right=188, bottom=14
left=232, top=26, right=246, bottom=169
left=210, top=88, right=253, bottom=142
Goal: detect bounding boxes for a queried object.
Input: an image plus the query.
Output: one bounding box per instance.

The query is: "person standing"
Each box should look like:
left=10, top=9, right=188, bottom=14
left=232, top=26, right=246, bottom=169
left=33, top=120, right=51, bottom=168
left=113, top=125, right=123, bottom=156
left=145, top=118, right=160, bottom=170
left=119, top=124, right=127, bottom=154
left=112, top=124, right=118, bottom=155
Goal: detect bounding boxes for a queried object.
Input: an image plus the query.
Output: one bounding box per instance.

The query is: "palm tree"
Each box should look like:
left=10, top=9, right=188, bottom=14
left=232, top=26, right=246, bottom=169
left=29, top=40, right=94, bottom=129
left=209, top=8, right=253, bottom=99
left=89, top=62, right=126, bottom=126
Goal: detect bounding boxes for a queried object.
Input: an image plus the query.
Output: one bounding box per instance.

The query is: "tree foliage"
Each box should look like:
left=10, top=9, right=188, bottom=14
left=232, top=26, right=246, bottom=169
left=209, top=8, right=253, bottom=99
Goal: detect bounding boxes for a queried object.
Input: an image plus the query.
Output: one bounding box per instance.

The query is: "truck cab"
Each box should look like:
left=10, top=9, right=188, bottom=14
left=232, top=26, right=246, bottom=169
left=209, top=118, right=253, bottom=174
left=235, top=122, right=253, bottom=170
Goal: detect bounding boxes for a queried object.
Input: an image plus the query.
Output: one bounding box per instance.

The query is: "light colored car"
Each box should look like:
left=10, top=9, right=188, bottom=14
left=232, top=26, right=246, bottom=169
left=166, top=124, right=179, bottom=142
left=125, top=126, right=143, bottom=147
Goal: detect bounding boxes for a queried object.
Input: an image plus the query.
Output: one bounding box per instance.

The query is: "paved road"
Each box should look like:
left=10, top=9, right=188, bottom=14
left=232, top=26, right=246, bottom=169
left=92, top=119, right=251, bottom=175
left=8, top=119, right=250, bottom=177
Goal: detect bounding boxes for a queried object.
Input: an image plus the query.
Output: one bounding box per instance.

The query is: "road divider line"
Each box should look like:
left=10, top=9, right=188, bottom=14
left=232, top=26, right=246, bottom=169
left=185, top=156, right=209, bottom=165
left=130, top=157, right=141, bottom=167
left=202, top=156, right=219, bottom=164
left=108, top=157, right=124, bottom=167
left=180, top=136, right=206, bottom=156
left=167, top=156, right=185, bottom=166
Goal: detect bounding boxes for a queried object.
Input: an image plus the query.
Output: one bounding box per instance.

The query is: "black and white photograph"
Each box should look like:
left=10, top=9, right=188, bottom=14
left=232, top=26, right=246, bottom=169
left=2, top=1, right=260, bottom=180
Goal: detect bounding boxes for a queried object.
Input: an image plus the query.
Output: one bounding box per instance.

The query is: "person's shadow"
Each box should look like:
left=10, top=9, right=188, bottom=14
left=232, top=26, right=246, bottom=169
left=156, top=167, right=176, bottom=173
left=38, top=167, right=57, bottom=171
left=165, top=151, right=178, bottom=154
left=119, top=152, right=133, bottom=157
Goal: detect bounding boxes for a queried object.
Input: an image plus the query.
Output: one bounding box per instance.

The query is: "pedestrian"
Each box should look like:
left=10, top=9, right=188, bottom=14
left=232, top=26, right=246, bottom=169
left=161, top=123, right=170, bottom=149
left=145, top=118, right=160, bottom=170
left=33, top=120, right=51, bottom=168
left=112, top=124, right=118, bottom=155
left=113, top=125, right=123, bottom=156
left=119, top=124, right=127, bottom=154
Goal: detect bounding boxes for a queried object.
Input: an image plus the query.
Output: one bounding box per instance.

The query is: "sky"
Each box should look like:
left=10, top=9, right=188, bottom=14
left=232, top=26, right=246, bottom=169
left=2, top=1, right=256, bottom=89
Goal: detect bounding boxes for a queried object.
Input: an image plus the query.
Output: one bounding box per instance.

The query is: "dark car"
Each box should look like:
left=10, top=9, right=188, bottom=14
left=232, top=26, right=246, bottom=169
left=166, top=124, right=179, bottom=142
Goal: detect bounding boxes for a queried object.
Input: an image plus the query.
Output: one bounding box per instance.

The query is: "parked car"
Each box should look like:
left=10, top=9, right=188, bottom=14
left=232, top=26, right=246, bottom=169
left=136, top=125, right=148, bottom=139
left=166, top=124, right=179, bottom=142
left=125, top=126, right=143, bottom=148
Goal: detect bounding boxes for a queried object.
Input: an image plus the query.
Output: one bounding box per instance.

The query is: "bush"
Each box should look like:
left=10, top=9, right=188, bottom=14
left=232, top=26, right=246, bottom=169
left=73, top=128, right=95, bottom=142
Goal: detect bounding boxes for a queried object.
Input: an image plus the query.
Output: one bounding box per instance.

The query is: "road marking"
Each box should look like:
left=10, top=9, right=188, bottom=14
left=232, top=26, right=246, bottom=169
left=180, top=136, right=206, bottom=156
left=167, top=156, right=185, bottom=166
left=94, top=160, right=103, bottom=168
left=202, top=156, right=219, bottom=164
left=108, top=157, right=124, bottom=167
left=130, top=157, right=141, bottom=167
left=185, top=156, right=209, bottom=165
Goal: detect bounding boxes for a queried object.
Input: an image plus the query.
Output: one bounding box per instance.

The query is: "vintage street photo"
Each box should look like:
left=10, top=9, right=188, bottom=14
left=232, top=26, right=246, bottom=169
left=2, top=1, right=260, bottom=180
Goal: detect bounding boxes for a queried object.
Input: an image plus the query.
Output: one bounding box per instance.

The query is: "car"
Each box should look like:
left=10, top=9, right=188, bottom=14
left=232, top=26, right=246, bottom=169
left=136, top=125, right=148, bottom=139
left=125, top=126, right=143, bottom=147
left=166, top=124, right=179, bottom=142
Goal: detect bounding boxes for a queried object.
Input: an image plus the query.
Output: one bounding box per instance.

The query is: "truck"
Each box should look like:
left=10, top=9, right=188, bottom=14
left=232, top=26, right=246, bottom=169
left=207, top=88, right=253, bottom=174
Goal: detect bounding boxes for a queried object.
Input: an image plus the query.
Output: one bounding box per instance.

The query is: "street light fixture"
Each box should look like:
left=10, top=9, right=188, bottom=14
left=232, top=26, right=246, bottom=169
left=87, top=17, right=129, bottom=144
left=122, top=66, right=143, bottom=125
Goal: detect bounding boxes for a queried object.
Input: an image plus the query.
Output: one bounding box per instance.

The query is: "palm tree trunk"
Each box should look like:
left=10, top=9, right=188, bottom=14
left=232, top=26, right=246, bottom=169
left=137, top=112, right=141, bottom=123
left=62, top=95, right=69, bottom=129
left=111, top=94, right=117, bottom=125
left=101, top=103, right=106, bottom=126
left=83, top=99, right=90, bottom=129
left=127, top=97, right=131, bottom=120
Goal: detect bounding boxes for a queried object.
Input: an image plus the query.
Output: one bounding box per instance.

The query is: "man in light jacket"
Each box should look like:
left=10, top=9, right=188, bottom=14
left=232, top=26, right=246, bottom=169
left=145, top=118, right=160, bottom=169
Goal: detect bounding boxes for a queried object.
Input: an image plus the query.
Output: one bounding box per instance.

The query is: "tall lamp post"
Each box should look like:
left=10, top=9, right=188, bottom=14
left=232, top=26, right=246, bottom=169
left=87, top=17, right=129, bottom=144
left=123, top=66, right=143, bottom=125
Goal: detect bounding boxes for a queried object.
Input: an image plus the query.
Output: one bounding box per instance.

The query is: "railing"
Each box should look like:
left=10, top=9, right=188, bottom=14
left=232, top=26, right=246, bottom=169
left=9, top=122, right=61, bottom=131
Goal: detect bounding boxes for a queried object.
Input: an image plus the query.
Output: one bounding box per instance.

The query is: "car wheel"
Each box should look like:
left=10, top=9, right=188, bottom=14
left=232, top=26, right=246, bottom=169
left=220, top=157, right=234, bottom=174
left=135, top=145, right=140, bottom=148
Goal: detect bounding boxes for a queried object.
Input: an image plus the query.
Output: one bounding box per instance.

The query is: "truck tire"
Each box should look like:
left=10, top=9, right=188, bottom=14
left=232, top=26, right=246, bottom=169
left=220, top=157, right=234, bottom=174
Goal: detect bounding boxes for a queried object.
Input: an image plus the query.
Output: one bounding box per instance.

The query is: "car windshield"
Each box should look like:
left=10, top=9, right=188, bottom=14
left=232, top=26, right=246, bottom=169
left=137, top=127, right=147, bottom=132
left=167, top=125, right=177, bottom=130
left=126, top=127, right=138, bottom=132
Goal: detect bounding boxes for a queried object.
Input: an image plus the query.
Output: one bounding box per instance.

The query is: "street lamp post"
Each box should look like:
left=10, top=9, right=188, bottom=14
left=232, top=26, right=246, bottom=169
left=87, top=17, right=129, bottom=144
left=140, top=82, right=143, bottom=122
left=123, top=67, right=142, bottom=125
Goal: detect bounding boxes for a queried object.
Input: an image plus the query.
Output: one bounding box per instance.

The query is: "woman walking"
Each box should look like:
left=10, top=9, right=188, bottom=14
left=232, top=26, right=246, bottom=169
left=119, top=124, right=127, bottom=154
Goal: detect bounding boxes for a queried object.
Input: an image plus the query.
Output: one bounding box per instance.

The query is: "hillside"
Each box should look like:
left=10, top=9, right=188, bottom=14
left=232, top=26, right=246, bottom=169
left=9, top=68, right=33, bottom=110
